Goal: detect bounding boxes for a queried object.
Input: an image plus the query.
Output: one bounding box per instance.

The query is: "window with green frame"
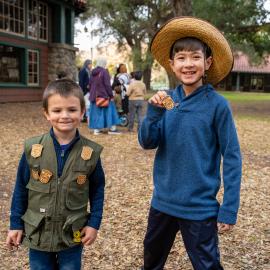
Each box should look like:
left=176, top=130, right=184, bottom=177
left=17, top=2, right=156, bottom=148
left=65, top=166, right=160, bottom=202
left=0, top=44, right=39, bottom=86
left=0, top=44, right=23, bottom=83
left=0, top=0, right=25, bottom=36
left=28, top=0, right=48, bottom=41
left=28, top=49, right=39, bottom=85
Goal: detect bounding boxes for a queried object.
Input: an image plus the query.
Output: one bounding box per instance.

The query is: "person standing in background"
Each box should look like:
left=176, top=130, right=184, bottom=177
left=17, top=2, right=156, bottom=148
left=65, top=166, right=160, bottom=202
left=112, top=63, right=130, bottom=114
left=126, top=71, right=146, bottom=132
left=79, top=59, right=92, bottom=122
left=88, top=57, right=121, bottom=135
left=79, top=59, right=92, bottom=95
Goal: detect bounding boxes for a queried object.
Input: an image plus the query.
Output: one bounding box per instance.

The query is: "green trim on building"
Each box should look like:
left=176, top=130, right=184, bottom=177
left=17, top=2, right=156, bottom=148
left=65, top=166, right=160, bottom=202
left=60, top=5, right=66, bottom=44
left=0, top=41, right=41, bottom=87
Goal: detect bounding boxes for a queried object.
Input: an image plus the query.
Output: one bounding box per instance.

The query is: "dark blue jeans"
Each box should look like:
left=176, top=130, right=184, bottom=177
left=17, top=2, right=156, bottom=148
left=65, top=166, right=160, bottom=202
left=29, top=245, right=83, bottom=270
left=143, top=207, right=223, bottom=270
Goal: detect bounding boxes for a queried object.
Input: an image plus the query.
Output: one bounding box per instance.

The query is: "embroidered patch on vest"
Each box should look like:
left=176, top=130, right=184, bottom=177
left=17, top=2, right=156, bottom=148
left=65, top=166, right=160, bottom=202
left=39, top=169, right=53, bottom=184
left=31, top=144, right=43, bottom=158
left=73, top=231, right=81, bottom=243
left=77, top=175, right=87, bottom=185
left=31, top=169, right=40, bottom=180
left=81, top=146, right=93, bottom=161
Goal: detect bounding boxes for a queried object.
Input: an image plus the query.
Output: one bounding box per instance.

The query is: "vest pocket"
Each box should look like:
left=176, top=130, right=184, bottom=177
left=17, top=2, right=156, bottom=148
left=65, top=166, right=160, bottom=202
left=65, top=180, right=89, bottom=211
left=21, top=209, right=45, bottom=246
left=27, top=178, right=51, bottom=193
left=62, top=213, right=88, bottom=246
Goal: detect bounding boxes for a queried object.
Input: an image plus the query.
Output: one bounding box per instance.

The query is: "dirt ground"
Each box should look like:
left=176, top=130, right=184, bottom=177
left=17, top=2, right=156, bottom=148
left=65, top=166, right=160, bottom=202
left=0, top=102, right=269, bottom=270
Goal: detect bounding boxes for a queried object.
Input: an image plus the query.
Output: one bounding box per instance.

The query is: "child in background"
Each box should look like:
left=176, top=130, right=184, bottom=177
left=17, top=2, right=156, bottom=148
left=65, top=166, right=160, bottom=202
left=6, top=79, right=105, bottom=270
left=126, top=71, right=146, bottom=132
left=139, top=17, right=242, bottom=270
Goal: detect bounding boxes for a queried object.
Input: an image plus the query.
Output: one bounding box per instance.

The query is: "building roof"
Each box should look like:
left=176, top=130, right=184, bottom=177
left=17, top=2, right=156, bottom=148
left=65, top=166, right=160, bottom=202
left=232, top=52, right=270, bottom=74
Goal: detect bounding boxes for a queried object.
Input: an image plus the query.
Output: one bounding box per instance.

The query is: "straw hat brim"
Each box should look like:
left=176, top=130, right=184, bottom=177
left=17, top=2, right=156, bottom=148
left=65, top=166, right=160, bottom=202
left=150, top=17, right=234, bottom=85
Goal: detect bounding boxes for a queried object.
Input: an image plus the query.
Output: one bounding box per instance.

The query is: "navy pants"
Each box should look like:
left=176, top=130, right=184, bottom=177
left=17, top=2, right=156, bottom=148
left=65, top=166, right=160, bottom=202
left=29, top=245, right=83, bottom=270
left=143, top=207, right=223, bottom=270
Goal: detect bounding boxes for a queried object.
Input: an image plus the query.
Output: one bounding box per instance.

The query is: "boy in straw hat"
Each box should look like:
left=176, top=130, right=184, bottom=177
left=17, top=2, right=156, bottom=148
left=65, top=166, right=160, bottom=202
left=138, top=17, right=242, bottom=269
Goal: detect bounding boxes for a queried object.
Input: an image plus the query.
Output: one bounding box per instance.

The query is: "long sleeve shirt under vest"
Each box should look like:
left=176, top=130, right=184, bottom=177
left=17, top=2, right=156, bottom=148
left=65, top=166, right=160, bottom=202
left=10, top=129, right=105, bottom=230
left=139, top=84, right=242, bottom=225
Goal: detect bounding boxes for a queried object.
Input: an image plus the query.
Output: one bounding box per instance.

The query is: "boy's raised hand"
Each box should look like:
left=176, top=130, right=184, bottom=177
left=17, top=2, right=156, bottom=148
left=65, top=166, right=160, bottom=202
left=81, top=226, right=98, bottom=246
left=6, top=230, right=23, bottom=250
left=217, top=223, right=234, bottom=233
left=148, top=91, right=167, bottom=108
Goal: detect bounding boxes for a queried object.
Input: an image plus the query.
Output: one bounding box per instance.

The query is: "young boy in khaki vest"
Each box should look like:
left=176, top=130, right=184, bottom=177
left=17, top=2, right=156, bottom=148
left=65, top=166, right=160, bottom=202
left=6, top=79, right=105, bottom=269
left=139, top=17, right=242, bottom=269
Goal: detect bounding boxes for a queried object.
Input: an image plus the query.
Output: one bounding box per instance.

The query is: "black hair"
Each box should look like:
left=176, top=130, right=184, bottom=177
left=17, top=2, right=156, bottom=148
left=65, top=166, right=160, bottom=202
left=130, top=71, right=135, bottom=79
left=43, top=79, right=85, bottom=113
left=116, top=63, right=126, bottom=74
left=134, top=71, right=143, bottom=80
left=169, top=37, right=212, bottom=60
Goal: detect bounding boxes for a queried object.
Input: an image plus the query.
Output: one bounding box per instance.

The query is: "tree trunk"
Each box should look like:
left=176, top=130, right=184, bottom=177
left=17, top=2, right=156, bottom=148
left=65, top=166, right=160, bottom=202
left=131, top=45, right=153, bottom=91
left=142, top=51, right=154, bottom=91
left=143, top=67, right=152, bottom=91
left=172, top=0, right=193, bottom=16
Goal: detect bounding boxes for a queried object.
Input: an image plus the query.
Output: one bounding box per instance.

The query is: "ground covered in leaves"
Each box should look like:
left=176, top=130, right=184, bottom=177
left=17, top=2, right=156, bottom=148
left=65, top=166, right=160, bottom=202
left=0, top=101, right=269, bottom=269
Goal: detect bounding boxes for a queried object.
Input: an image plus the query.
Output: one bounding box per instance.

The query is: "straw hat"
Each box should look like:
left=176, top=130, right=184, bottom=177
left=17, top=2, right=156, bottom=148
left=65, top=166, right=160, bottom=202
left=150, top=16, right=234, bottom=85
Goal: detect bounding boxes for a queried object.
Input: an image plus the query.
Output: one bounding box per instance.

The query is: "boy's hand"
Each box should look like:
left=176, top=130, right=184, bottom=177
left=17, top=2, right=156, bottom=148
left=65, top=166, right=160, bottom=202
left=81, top=226, right=98, bottom=246
left=217, top=223, right=234, bottom=233
left=6, top=230, right=23, bottom=250
left=148, top=91, right=167, bottom=108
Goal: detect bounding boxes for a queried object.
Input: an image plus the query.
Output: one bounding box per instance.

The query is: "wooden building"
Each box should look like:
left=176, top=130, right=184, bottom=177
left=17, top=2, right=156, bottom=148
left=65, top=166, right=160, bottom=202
left=219, top=52, right=270, bottom=92
left=0, top=0, right=86, bottom=102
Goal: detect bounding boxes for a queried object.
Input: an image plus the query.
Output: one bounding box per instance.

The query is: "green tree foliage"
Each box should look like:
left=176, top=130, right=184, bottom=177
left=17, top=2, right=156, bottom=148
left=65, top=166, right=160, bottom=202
left=81, top=0, right=192, bottom=89
left=80, top=0, right=270, bottom=88
left=193, top=0, right=270, bottom=62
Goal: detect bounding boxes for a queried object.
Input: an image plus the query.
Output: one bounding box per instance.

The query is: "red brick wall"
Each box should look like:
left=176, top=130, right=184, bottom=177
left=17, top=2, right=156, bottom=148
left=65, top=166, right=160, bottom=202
left=0, top=35, right=49, bottom=103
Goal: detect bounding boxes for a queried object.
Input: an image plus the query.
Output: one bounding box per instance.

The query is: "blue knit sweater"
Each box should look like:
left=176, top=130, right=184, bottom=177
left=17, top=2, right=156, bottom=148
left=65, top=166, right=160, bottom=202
left=139, top=84, right=242, bottom=225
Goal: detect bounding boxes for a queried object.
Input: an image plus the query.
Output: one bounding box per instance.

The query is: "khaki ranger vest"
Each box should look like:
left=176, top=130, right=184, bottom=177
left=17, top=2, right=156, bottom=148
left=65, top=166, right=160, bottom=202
left=22, top=133, right=103, bottom=252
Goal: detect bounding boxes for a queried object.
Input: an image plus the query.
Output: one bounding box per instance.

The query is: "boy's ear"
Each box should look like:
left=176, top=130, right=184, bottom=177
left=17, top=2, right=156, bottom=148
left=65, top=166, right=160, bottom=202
left=205, top=56, right=213, bottom=71
left=43, top=109, right=50, bottom=120
left=80, top=108, right=86, bottom=120
left=169, top=59, right=175, bottom=72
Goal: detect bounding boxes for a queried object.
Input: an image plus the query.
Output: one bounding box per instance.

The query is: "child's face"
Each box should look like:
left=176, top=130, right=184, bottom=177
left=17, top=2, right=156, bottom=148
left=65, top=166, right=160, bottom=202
left=119, top=64, right=127, bottom=73
left=44, top=94, right=84, bottom=136
left=169, top=50, right=212, bottom=91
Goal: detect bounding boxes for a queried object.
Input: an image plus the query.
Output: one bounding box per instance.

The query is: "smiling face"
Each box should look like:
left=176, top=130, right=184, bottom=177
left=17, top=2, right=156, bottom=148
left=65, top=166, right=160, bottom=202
left=44, top=94, right=85, bottom=139
left=169, top=49, right=212, bottom=93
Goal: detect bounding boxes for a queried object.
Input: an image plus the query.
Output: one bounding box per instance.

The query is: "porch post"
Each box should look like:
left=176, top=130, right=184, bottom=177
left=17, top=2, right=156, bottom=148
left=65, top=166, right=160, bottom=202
left=70, top=10, right=75, bottom=45
left=236, top=72, right=240, bottom=91
left=60, top=5, right=66, bottom=43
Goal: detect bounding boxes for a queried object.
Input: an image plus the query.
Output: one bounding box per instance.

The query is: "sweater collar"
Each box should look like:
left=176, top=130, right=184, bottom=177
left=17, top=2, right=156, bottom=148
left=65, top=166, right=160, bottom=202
left=50, top=128, right=80, bottom=151
left=175, top=84, right=214, bottom=102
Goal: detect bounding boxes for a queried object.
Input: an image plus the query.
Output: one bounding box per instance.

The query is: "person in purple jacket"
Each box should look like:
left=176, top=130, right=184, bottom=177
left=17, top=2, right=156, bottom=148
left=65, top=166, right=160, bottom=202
left=138, top=17, right=242, bottom=270
left=88, top=57, right=121, bottom=135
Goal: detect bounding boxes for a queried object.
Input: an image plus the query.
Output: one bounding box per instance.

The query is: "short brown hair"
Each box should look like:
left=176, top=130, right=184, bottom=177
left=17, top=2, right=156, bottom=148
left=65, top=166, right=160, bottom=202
left=43, top=79, right=85, bottom=112
left=170, top=37, right=212, bottom=60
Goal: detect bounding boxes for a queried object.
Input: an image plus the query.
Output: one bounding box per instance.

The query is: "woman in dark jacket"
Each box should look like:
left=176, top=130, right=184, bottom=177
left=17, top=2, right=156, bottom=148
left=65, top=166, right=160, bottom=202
left=79, top=59, right=92, bottom=95
left=88, top=57, right=120, bottom=135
